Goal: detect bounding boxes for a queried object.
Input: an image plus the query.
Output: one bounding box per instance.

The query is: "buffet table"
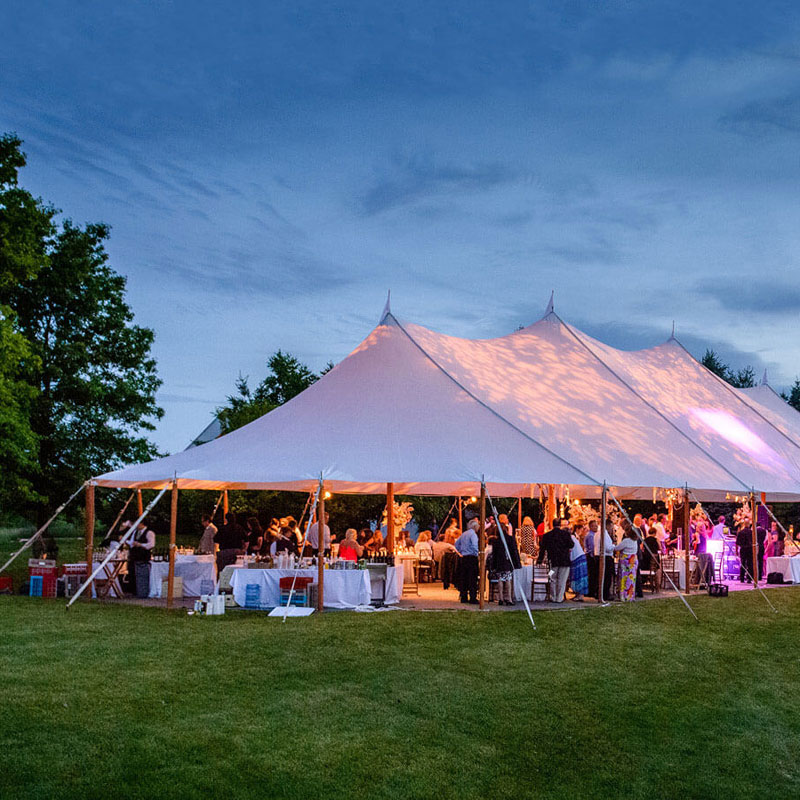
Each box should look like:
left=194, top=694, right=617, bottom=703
left=149, top=554, right=217, bottom=598
left=230, top=567, right=372, bottom=609
left=766, top=556, right=800, bottom=584
left=369, top=565, right=403, bottom=604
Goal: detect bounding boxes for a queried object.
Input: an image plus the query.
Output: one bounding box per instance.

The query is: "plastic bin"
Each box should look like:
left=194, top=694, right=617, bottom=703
left=244, top=583, right=262, bottom=609
left=28, top=559, right=57, bottom=598
left=161, top=576, right=183, bottom=599
left=0, top=576, right=12, bottom=594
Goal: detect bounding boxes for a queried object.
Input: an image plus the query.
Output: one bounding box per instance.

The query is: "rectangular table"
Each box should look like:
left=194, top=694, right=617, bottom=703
left=230, top=567, right=372, bottom=609
left=149, top=554, right=217, bottom=598
left=369, top=565, right=403, bottom=604
left=766, top=556, right=800, bottom=583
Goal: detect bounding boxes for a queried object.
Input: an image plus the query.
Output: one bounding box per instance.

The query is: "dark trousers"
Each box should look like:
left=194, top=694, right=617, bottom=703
left=596, top=556, right=614, bottom=600
left=458, top=555, right=479, bottom=602
left=586, top=555, right=598, bottom=599
left=740, top=555, right=754, bottom=583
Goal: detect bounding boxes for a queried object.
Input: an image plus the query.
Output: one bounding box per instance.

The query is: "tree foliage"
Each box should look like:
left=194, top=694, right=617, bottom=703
left=782, top=379, right=800, bottom=413
left=0, top=133, right=162, bottom=512
left=216, top=350, right=321, bottom=433
left=700, top=349, right=755, bottom=388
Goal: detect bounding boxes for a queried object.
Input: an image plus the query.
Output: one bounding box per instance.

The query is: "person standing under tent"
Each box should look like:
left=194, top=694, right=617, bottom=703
left=270, top=526, right=298, bottom=557
left=770, top=521, right=785, bottom=557
left=584, top=520, right=598, bottom=598
left=569, top=526, right=588, bottom=602
left=197, top=514, right=217, bottom=555
left=653, top=514, right=668, bottom=552
left=126, top=521, right=156, bottom=595
left=438, top=530, right=459, bottom=589
left=307, top=512, right=331, bottom=556
left=455, top=519, right=480, bottom=604
left=537, top=518, right=572, bottom=603
left=364, top=529, right=384, bottom=555
left=637, top=526, right=661, bottom=596
left=518, top=515, right=537, bottom=559
left=338, top=529, right=363, bottom=562
left=214, top=511, right=247, bottom=571
left=711, top=515, right=726, bottom=541
left=736, top=521, right=753, bottom=583
left=614, top=525, right=639, bottom=602
left=594, top=518, right=616, bottom=601
left=488, top=518, right=521, bottom=605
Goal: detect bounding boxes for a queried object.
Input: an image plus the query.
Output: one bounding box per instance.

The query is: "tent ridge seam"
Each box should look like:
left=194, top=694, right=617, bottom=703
left=389, top=313, right=602, bottom=487
left=559, top=317, right=751, bottom=493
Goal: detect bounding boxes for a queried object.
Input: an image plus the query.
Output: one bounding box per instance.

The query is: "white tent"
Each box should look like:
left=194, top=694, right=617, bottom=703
left=93, top=304, right=800, bottom=501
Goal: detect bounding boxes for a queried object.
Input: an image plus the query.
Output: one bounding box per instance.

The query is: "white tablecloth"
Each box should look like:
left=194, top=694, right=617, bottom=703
left=149, top=554, right=217, bottom=598
left=513, top=565, right=535, bottom=600
left=230, top=568, right=372, bottom=609
left=368, top=566, right=403, bottom=604
left=766, top=556, right=800, bottom=583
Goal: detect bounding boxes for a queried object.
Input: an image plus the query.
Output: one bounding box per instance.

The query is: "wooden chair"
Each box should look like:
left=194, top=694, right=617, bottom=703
left=531, top=564, right=550, bottom=602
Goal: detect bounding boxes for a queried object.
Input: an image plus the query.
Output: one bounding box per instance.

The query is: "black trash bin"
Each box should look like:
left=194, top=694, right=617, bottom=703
left=135, top=562, right=151, bottom=598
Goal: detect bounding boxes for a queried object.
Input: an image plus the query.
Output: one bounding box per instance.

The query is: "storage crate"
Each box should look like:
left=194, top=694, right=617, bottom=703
left=61, top=563, right=88, bottom=597
left=279, top=576, right=313, bottom=591
left=0, top=576, right=12, bottom=594
left=28, top=559, right=57, bottom=598
left=244, top=583, right=262, bottom=609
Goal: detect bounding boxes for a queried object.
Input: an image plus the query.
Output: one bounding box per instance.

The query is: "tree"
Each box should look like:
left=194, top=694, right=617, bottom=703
left=216, top=350, right=322, bottom=434
left=782, top=379, right=800, bottom=413
left=701, top=349, right=755, bottom=388
left=1, top=134, right=163, bottom=511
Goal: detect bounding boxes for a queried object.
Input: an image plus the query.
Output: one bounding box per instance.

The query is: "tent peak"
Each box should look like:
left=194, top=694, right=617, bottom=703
left=668, top=320, right=676, bottom=341
left=543, top=290, right=555, bottom=318
left=379, top=290, right=392, bottom=325
left=761, top=368, right=769, bottom=386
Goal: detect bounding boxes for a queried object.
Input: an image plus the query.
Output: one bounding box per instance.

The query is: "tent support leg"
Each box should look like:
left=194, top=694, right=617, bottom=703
left=598, top=482, right=607, bottom=603
left=751, top=492, right=759, bottom=589
left=683, top=487, right=691, bottom=595
left=167, top=481, right=178, bottom=608
left=223, top=490, right=229, bottom=518
left=478, top=484, right=486, bottom=609
left=317, top=486, right=325, bottom=612
left=386, top=483, right=395, bottom=551
left=85, top=483, right=95, bottom=596
left=137, top=489, right=143, bottom=518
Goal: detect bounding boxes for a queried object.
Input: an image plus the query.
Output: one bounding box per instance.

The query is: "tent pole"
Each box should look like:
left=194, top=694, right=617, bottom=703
left=517, top=492, right=523, bottom=533
left=478, top=483, right=486, bottom=609
left=166, top=481, right=178, bottom=608
left=458, top=495, right=463, bottom=532
left=85, top=482, right=95, bottom=595
left=599, top=482, right=607, bottom=603
left=137, top=489, right=143, bottom=518
left=546, top=485, right=556, bottom=529
left=683, top=487, right=691, bottom=595
left=750, top=492, right=759, bottom=588
left=223, top=490, right=229, bottom=518
left=386, top=483, right=395, bottom=551
left=317, top=485, right=325, bottom=612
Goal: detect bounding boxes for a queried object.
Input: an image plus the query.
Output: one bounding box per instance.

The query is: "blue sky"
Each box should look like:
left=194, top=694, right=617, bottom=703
left=3, top=1, right=800, bottom=453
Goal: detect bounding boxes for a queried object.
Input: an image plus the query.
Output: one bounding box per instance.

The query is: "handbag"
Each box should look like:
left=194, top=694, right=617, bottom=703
left=707, top=583, right=729, bottom=597
left=766, top=572, right=785, bottom=585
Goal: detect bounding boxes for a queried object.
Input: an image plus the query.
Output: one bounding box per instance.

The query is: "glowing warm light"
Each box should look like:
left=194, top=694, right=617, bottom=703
left=706, top=539, right=723, bottom=556
left=469, top=496, right=477, bottom=503
left=324, top=491, right=332, bottom=499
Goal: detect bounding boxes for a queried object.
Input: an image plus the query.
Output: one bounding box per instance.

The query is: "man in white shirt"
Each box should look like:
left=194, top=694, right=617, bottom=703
left=711, top=516, right=726, bottom=540
left=307, top=512, right=331, bottom=555
left=197, top=514, right=217, bottom=554
left=594, top=519, right=616, bottom=601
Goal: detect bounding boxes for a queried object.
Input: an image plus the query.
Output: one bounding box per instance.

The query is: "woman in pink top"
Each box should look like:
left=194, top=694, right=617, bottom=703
left=338, top=528, right=364, bottom=562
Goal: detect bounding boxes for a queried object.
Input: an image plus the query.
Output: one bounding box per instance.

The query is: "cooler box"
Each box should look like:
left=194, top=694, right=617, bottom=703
left=28, top=559, right=57, bottom=598
left=61, top=563, right=88, bottom=597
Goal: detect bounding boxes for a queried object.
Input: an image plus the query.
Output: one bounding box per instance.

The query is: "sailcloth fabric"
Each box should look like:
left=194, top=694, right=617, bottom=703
left=93, top=310, right=800, bottom=500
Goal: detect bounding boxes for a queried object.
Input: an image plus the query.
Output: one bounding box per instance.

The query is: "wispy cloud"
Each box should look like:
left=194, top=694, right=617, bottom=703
left=696, top=278, right=800, bottom=313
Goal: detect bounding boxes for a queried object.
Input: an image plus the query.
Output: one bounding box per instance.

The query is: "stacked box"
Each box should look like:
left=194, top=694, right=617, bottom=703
left=28, top=559, right=57, bottom=598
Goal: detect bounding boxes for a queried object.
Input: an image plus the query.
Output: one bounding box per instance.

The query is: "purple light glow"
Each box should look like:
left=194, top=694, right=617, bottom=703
left=690, top=407, right=790, bottom=475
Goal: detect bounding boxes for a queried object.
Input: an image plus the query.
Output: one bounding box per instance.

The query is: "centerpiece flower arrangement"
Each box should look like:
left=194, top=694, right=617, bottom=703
left=733, top=502, right=752, bottom=530
left=382, top=500, right=414, bottom=548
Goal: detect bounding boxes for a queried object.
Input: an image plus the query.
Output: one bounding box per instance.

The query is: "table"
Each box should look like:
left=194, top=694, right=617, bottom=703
left=230, top=568, right=372, bottom=609
left=766, top=556, right=800, bottom=583
left=149, top=554, right=217, bottom=598
left=513, top=565, right=535, bottom=601
left=369, top=566, right=403, bottom=604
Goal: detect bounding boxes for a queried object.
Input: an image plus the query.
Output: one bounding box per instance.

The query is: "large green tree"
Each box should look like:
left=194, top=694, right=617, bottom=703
left=1, top=134, right=163, bottom=512
left=216, top=350, right=328, bottom=433
left=782, top=379, right=800, bottom=413
left=701, top=349, right=755, bottom=388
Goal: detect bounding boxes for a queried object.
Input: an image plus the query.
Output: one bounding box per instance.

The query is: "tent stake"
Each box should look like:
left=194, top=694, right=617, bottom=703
left=166, top=481, right=178, bottom=608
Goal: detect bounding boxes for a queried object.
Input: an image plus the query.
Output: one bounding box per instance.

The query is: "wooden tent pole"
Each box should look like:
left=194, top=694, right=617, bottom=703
left=317, top=486, right=325, bottom=612
left=598, top=482, right=606, bottom=602
left=136, top=489, right=143, bottom=517
left=166, top=481, right=178, bottom=608
left=751, top=493, right=759, bottom=588
left=517, top=492, right=523, bottom=533
left=386, top=482, right=395, bottom=551
left=458, top=496, right=463, bottom=532
left=85, top=482, right=95, bottom=594
left=478, top=483, right=486, bottom=609
left=683, top=488, right=691, bottom=595
left=223, top=490, right=229, bottom=517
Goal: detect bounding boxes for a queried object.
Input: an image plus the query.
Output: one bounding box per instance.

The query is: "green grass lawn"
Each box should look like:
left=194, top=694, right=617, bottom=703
left=1, top=591, right=799, bottom=800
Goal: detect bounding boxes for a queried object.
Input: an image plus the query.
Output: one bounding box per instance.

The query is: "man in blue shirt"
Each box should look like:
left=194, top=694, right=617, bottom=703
left=455, top=519, right=480, bottom=604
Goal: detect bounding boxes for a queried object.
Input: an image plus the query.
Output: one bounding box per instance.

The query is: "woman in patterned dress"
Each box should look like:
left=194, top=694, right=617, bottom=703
left=614, top=527, right=639, bottom=602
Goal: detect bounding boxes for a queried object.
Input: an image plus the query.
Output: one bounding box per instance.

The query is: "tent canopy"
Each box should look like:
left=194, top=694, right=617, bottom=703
left=94, top=305, right=800, bottom=501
